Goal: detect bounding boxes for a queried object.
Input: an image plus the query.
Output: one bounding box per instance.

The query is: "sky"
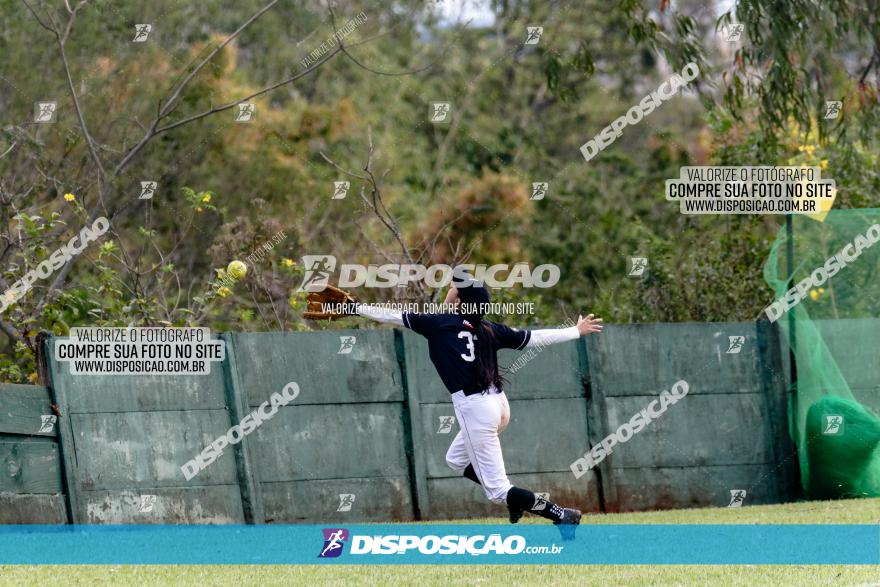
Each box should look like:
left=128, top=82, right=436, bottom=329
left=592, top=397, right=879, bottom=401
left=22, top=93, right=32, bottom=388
left=432, top=0, right=740, bottom=28
left=434, top=0, right=496, bottom=27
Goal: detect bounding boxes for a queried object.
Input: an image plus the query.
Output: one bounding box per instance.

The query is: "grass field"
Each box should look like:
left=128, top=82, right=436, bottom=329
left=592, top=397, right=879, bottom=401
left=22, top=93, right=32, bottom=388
left=2, top=498, right=879, bottom=587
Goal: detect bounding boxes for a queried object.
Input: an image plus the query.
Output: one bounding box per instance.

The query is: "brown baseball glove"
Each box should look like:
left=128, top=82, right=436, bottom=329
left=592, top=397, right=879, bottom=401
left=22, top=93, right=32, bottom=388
left=303, top=284, right=359, bottom=321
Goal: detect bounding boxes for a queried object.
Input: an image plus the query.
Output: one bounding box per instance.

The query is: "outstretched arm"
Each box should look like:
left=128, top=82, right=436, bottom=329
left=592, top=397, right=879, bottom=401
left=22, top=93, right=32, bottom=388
left=525, top=314, right=603, bottom=348
left=356, top=304, right=404, bottom=326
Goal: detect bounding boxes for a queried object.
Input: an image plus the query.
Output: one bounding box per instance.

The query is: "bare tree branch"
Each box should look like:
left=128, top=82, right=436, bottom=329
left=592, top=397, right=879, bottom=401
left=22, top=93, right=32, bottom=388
left=11, top=0, right=434, bottom=340
left=56, top=16, right=107, bottom=179
left=112, top=0, right=336, bottom=178
left=20, top=0, right=54, bottom=35
left=341, top=44, right=445, bottom=77
left=0, top=318, right=21, bottom=344
left=0, top=141, right=17, bottom=161
left=322, top=130, right=431, bottom=300
left=158, top=0, right=280, bottom=120
left=153, top=48, right=342, bottom=135
left=327, top=4, right=447, bottom=77
left=319, top=151, right=370, bottom=182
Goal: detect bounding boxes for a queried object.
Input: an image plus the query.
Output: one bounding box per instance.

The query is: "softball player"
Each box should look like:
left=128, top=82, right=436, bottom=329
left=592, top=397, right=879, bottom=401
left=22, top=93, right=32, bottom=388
left=355, top=279, right=603, bottom=539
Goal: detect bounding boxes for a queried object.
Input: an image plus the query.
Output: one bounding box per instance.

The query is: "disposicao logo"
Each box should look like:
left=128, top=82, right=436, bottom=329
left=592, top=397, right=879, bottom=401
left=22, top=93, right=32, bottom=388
left=319, top=528, right=349, bottom=558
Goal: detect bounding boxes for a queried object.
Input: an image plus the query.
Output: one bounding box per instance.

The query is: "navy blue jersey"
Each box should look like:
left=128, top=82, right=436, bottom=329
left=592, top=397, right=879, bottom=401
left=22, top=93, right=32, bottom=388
left=402, top=313, right=531, bottom=393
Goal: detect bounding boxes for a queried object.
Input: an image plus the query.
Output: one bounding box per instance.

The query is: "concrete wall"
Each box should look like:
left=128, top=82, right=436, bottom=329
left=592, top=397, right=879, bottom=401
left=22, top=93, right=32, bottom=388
left=813, top=318, right=880, bottom=413
left=0, top=384, right=67, bottom=523
left=45, top=334, right=246, bottom=523
left=227, top=330, right=415, bottom=522
left=0, top=320, right=811, bottom=522
left=586, top=322, right=793, bottom=511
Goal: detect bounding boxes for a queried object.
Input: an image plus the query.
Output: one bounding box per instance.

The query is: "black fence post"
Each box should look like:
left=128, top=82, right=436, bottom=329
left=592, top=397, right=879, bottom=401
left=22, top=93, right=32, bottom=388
left=42, top=333, right=80, bottom=524
left=756, top=317, right=802, bottom=502
left=220, top=332, right=265, bottom=524
left=579, top=335, right=614, bottom=513
left=395, top=329, right=428, bottom=520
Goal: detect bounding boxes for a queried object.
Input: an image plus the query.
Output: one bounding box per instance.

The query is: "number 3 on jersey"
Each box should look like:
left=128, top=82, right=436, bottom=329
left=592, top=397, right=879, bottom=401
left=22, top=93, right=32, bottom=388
left=458, top=331, right=476, bottom=362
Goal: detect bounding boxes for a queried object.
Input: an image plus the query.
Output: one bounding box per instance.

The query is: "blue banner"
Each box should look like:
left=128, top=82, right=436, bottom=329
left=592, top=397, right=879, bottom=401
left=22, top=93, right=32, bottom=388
left=0, top=524, right=877, bottom=564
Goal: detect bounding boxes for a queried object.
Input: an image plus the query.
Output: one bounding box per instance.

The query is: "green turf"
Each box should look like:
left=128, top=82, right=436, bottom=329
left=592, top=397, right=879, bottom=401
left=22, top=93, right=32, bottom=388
left=3, top=498, right=879, bottom=587
left=2, top=564, right=878, bottom=587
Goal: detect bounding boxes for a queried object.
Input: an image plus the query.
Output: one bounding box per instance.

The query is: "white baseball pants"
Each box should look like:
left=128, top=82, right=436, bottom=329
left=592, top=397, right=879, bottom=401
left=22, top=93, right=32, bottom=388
left=445, top=390, right=512, bottom=503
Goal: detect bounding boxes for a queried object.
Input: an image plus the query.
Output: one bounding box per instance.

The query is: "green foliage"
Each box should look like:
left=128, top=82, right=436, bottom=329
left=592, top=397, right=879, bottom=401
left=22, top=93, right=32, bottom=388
left=0, top=0, right=878, bottom=382
left=720, top=0, right=879, bottom=151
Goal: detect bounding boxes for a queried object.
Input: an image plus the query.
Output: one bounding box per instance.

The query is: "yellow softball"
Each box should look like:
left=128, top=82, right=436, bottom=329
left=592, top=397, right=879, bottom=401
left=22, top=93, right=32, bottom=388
left=227, top=260, right=248, bottom=280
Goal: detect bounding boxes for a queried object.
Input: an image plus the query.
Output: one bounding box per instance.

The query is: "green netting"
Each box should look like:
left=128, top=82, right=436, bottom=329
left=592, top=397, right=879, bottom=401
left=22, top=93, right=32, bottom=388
left=763, top=209, right=880, bottom=499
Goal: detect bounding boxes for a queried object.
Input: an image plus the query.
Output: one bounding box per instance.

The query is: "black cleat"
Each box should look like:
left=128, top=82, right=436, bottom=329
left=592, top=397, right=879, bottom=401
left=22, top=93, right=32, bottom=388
left=507, top=503, right=525, bottom=524
left=553, top=508, right=581, bottom=541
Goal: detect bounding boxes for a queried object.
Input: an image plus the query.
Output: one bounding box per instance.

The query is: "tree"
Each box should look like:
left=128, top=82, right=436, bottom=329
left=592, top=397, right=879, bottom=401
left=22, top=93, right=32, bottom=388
left=0, top=0, right=438, bottom=380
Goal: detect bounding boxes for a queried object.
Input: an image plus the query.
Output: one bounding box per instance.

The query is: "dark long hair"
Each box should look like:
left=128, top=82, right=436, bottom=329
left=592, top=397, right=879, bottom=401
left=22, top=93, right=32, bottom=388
left=475, top=320, right=505, bottom=391
left=455, top=279, right=505, bottom=391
